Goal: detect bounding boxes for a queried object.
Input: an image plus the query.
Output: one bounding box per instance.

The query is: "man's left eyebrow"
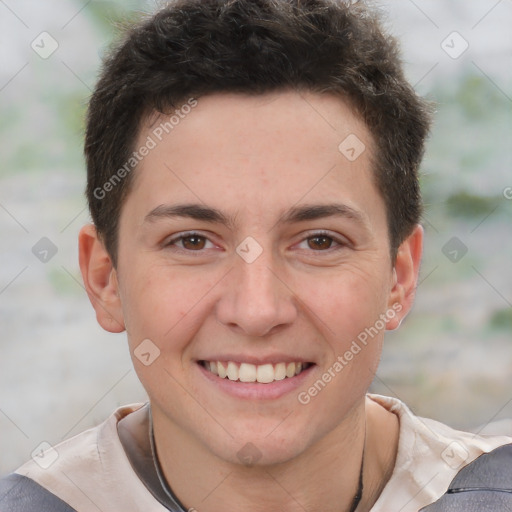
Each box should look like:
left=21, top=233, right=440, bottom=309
left=280, top=204, right=368, bottom=226
left=144, top=203, right=232, bottom=226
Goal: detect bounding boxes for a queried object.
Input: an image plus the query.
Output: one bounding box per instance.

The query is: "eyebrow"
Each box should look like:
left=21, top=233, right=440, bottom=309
left=144, top=203, right=233, bottom=226
left=144, top=202, right=368, bottom=229
left=280, top=204, right=368, bottom=225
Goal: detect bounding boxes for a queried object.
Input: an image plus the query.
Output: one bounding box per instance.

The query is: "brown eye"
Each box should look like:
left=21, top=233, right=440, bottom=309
left=307, top=235, right=334, bottom=250
left=181, top=235, right=207, bottom=250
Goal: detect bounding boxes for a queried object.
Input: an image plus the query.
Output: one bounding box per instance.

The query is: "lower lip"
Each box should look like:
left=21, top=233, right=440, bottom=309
left=196, top=363, right=315, bottom=400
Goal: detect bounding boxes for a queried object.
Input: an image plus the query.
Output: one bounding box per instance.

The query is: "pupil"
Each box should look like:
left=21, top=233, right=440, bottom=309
left=309, top=236, right=332, bottom=250
left=184, top=236, right=205, bottom=250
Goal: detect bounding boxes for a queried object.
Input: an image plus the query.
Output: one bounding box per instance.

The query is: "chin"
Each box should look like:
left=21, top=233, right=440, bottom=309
left=205, top=422, right=313, bottom=468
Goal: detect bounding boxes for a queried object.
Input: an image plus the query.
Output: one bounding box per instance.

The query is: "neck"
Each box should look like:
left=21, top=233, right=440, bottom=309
left=152, top=396, right=399, bottom=512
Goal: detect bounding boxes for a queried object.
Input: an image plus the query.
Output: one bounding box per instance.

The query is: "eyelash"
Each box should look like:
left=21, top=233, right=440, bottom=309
left=165, top=231, right=217, bottom=252
left=165, top=230, right=348, bottom=253
left=295, top=230, right=347, bottom=252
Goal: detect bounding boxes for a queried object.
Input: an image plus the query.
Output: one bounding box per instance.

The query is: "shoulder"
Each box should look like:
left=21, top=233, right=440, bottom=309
left=8, top=404, right=163, bottom=512
left=368, top=394, right=512, bottom=512
left=0, top=473, right=76, bottom=512
left=420, top=443, right=512, bottom=510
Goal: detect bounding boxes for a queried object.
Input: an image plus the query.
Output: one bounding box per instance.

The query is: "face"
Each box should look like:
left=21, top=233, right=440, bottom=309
left=81, top=91, right=419, bottom=466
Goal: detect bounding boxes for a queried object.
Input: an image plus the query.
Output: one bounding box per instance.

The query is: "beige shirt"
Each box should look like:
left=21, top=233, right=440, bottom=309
left=368, top=394, right=511, bottom=511
left=15, top=395, right=512, bottom=511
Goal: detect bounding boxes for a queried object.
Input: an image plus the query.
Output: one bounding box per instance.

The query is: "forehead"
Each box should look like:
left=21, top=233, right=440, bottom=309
left=125, top=91, right=385, bottom=230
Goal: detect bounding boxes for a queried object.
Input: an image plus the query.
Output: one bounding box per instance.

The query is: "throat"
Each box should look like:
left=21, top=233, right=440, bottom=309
left=134, top=399, right=396, bottom=512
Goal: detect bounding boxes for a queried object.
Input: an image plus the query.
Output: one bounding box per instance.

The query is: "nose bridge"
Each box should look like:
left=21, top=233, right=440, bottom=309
left=217, top=247, right=296, bottom=336
left=239, top=253, right=278, bottom=305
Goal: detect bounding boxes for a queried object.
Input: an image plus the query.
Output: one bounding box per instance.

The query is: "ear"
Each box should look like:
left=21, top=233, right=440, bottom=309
left=78, top=224, right=125, bottom=333
left=386, top=224, right=423, bottom=330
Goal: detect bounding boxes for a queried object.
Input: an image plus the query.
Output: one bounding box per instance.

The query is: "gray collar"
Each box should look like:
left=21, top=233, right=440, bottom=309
left=117, top=403, right=186, bottom=512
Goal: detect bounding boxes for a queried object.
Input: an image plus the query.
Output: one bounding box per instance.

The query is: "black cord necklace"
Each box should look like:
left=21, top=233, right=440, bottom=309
left=349, top=440, right=365, bottom=512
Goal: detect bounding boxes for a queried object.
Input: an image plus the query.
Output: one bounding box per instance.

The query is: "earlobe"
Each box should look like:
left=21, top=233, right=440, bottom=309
left=386, top=224, right=423, bottom=330
left=78, top=224, right=125, bottom=333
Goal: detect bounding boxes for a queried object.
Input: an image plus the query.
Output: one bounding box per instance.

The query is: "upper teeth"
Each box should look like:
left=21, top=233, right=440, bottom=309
left=204, top=361, right=305, bottom=383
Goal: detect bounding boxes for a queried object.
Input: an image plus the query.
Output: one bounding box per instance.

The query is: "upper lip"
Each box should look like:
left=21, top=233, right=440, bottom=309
left=197, top=355, right=314, bottom=365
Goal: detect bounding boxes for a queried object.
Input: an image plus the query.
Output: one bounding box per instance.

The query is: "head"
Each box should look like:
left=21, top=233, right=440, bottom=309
left=80, top=0, right=429, bottom=466
left=85, top=0, right=430, bottom=265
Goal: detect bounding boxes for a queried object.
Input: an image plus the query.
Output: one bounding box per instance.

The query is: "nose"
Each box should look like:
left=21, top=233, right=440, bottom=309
left=215, top=252, right=298, bottom=337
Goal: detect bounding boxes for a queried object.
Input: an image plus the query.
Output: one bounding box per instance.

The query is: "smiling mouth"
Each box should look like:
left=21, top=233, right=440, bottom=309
left=199, top=361, right=313, bottom=384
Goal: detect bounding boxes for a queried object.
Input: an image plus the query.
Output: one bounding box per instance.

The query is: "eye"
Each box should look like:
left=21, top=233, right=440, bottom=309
left=294, top=231, right=347, bottom=252
left=167, top=232, right=215, bottom=251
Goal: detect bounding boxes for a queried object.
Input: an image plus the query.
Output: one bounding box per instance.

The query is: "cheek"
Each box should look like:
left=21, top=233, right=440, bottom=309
left=296, top=274, right=387, bottom=418
left=301, top=267, right=390, bottom=339
left=119, top=262, right=218, bottom=351
left=119, top=266, right=212, bottom=405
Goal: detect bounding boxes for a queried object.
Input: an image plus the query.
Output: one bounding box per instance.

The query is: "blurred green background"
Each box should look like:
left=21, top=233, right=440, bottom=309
left=0, top=0, right=511, bottom=475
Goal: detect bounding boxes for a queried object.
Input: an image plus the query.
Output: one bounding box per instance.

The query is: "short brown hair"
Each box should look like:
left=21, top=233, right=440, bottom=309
left=85, top=0, right=431, bottom=265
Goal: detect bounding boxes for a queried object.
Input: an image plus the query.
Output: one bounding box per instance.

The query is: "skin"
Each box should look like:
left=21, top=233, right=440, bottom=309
left=79, top=91, right=423, bottom=511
